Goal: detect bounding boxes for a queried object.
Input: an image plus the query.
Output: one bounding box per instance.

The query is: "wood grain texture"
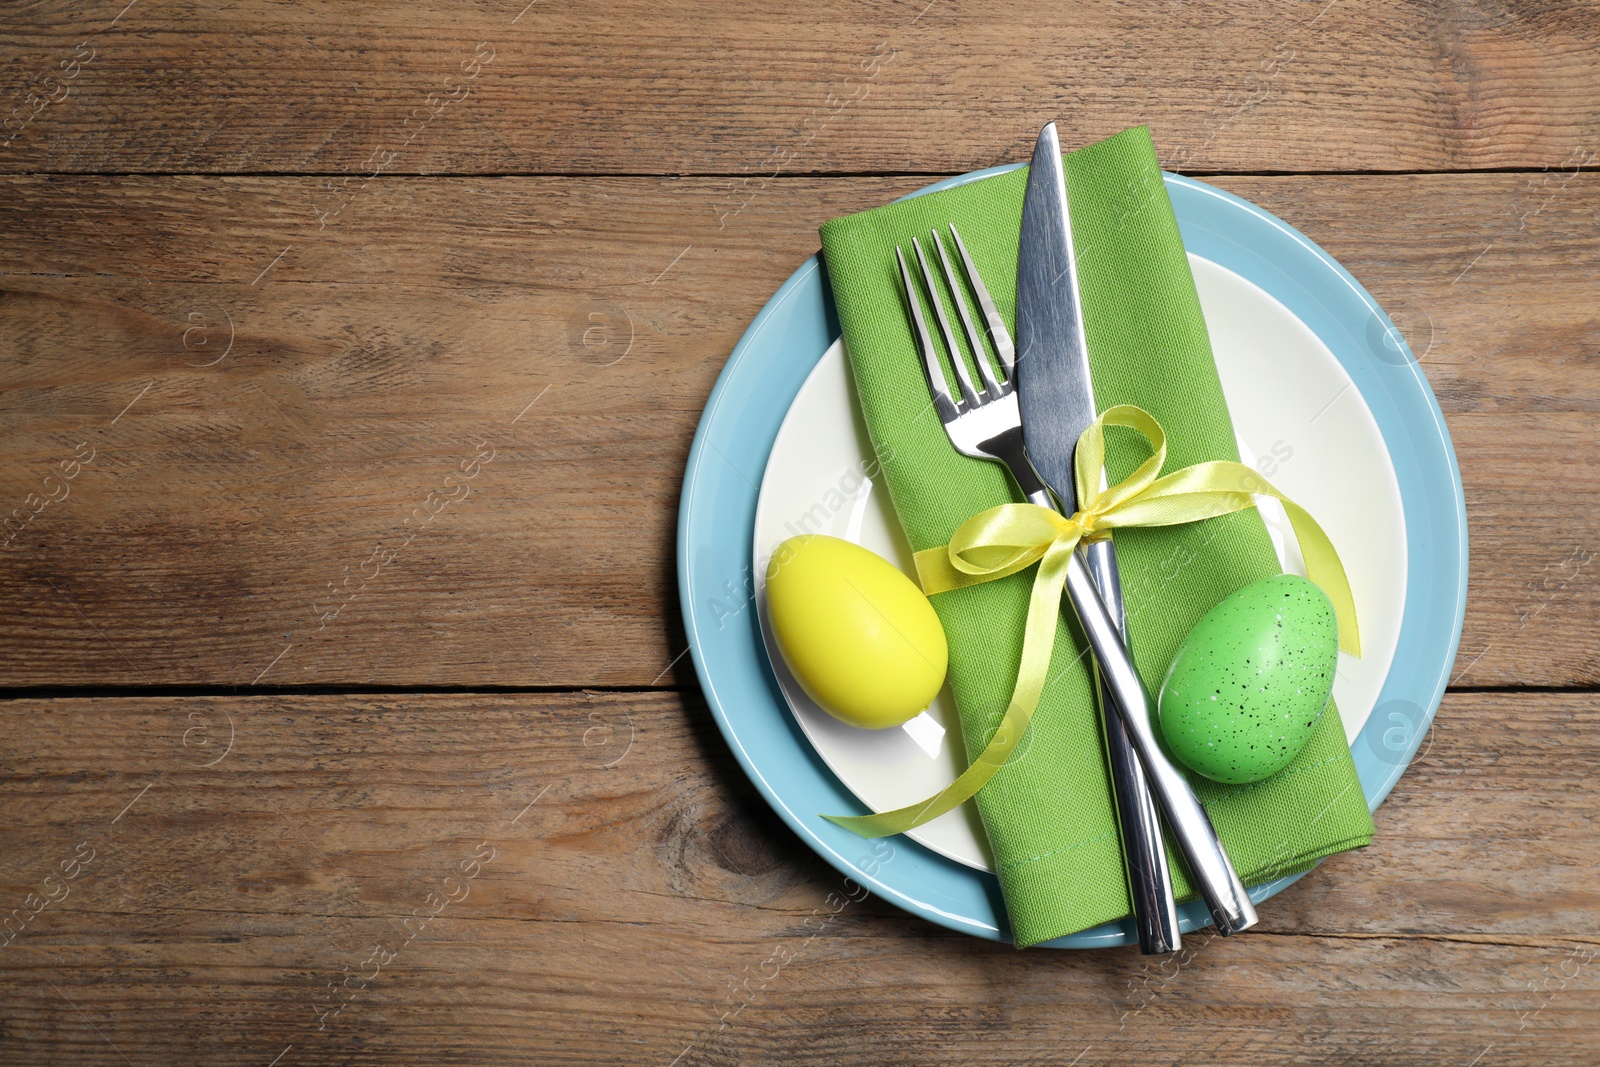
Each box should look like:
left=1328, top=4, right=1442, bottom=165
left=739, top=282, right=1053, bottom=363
left=0, top=689, right=1594, bottom=1065
left=0, top=0, right=1593, bottom=1061
left=0, top=173, right=1594, bottom=688
left=1, top=0, right=1599, bottom=176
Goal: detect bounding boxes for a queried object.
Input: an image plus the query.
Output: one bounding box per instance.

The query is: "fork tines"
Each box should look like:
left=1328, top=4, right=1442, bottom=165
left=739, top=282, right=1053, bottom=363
left=895, top=225, right=1017, bottom=421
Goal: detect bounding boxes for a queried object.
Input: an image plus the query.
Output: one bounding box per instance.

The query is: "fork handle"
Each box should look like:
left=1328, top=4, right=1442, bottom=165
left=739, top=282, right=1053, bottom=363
left=1058, top=543, right=1258, bottom=935
left=1082, top=537, right=1182, bottom=954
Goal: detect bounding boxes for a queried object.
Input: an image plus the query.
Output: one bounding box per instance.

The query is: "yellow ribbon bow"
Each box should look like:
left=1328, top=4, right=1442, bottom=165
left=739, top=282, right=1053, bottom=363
left=824, top=404, right=1360, bottom=838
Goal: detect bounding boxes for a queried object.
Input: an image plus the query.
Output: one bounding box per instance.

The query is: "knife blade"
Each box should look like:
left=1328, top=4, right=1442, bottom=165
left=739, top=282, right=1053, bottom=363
left=1015, top=122, right=1095, bottom=514
left=1020, top=120, right=1264, bottom=944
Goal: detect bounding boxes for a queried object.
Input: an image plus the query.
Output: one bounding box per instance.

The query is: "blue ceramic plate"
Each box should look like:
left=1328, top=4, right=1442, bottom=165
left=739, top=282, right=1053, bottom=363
left=676, top=167, right=1468, bottom=947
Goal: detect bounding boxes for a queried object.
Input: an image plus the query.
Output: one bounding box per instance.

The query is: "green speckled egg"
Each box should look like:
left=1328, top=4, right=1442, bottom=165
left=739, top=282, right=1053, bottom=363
left=1157, top=574, right=1339, bottom=785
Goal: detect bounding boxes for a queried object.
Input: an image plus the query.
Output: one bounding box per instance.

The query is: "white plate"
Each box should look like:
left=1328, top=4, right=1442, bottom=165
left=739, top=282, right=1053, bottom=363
left=752, top=254, right=1406, bottom=872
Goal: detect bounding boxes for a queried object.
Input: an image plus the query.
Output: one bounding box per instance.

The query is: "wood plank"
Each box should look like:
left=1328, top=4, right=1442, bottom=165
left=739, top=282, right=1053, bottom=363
left=0, top=173, right=1595, bottom=687
left=0, top=689, right=1594, bottom=1064
left=1, top=0, right=1599, bottom=176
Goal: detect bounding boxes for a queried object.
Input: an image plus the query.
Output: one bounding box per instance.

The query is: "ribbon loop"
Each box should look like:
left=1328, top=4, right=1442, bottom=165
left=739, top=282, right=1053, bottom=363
left=827, top=405, right=1362, bottom=839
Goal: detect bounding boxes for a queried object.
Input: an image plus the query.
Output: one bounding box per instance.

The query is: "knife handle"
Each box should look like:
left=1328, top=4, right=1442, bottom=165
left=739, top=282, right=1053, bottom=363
left=1053, top=533, right=1258, bottom=935
left=1081, top=537, right=1182, bottom=954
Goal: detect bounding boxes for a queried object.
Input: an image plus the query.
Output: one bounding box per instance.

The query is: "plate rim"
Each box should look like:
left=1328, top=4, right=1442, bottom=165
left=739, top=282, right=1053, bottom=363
left=677, top=166, right=1469, bottom=947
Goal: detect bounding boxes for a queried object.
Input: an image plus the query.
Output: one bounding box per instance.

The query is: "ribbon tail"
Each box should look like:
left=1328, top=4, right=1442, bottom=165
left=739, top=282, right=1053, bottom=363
left=824, top=535, right=1079, bottom=838
left=1103, top=458, right=1362, bottom=658
left=819, top=740, right=1015, bottom=838
left=1275, top=496, right=1362, bottom=657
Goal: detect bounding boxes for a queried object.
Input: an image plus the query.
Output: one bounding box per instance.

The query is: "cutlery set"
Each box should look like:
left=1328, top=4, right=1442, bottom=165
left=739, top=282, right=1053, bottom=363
left=894, top=122, right=1256, bottom=952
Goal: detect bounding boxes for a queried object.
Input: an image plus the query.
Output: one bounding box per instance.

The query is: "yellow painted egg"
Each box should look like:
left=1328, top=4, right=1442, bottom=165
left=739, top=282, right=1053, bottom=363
left=765, top=535, right=948, bottom=730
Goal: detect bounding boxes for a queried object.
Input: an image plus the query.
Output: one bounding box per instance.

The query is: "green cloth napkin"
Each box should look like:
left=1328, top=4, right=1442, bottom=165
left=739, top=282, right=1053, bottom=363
left=818, top=126, right=1374, bottom=947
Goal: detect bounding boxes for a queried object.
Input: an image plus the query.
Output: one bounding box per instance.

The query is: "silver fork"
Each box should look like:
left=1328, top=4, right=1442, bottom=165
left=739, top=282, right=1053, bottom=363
left=897, top=225, right=1257, bottom=939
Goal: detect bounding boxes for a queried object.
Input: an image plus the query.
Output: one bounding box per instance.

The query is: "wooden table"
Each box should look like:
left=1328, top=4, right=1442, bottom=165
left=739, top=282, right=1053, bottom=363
left=1, top=2, right=1595, bottom=1063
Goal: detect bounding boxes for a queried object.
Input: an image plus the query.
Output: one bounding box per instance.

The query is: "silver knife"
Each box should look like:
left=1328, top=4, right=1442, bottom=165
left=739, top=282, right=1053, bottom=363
left=1015, top=121, right=1257, bottom=940
left=1014, top=122, right=1179, bottom=954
